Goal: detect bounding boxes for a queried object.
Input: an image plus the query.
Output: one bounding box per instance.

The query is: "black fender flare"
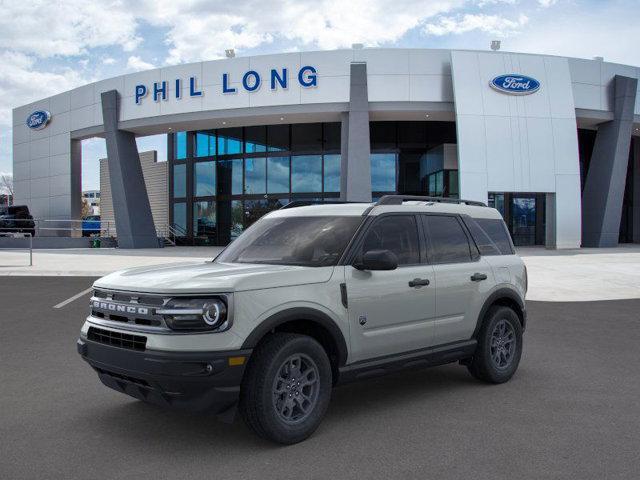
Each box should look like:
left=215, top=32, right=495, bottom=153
left=472, top=288, right=526, bottom=338
left=241, top=307, right=349, bottom=367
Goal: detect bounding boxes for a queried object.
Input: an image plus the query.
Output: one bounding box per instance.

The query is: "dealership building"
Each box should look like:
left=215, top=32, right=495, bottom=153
left=11, top=48, right=640, bottom=248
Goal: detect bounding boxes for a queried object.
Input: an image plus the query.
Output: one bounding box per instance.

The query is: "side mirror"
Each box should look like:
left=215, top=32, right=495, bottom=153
left=354, top=249, right=398, bottom=271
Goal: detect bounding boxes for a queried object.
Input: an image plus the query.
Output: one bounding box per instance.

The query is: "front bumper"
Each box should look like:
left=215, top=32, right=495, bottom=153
left=77, top=338, right=251, bottom=414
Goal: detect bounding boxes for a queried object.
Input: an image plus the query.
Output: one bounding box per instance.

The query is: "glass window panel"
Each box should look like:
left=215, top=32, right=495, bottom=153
left=173, top=163, right=186, bottom=198
left=217, top=127, right=243, bottom=155
left=267, top=124, right=289, bottom=152
left=423, top=215, right=471, bottom=264
left=173, top=202, right=187, bottom=235
left=194, top=161, right=216, bottom=197
left=370, top=122, right=397, bottom=150
left=370, top=153, right=397, bottom=192
left=174, top=131, right=187, bottom=160
left=218, top=159, right=243, bottom=195
left=476, top=218, right=514, bottom=255
left=267, top=156, right=290, bottom=193
left=448, top=170, right=459, bottom=197
left=245, top=126, right=267, bottom=153
left=323, top=154, right=340, bottom=193
left=361, top=215, right=420, bottom=265
left=193, top=201, right=216, bottom=239
left=398, top=121, right=427, bottom=148
left=323, top=123, right=341, bottom=151
left=291, top=123, right=322, bottom=151
left=291, top=155, right=322, bottom=193
left=245, top=157, right=266, bottom=194
left=244, top=199, right=271, bottom=228
left=195, top=131, right=215, bottom=157
left=231, top=200, right=244, bottom=240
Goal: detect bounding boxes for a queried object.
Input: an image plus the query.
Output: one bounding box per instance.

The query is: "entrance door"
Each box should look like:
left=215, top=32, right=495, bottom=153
left=510, top=195, right=537, bottom=246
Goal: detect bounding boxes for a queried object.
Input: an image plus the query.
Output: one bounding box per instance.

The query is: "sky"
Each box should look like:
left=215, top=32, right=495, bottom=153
left=0, top=0, right=639, bottom=191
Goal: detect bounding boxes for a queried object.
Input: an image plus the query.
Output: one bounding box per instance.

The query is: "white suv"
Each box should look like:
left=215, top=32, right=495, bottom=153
left=78, top=195, right=527, bottom=444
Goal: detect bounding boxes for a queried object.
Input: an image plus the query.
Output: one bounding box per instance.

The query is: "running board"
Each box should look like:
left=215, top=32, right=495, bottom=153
left=337, top=340, right=477, bottom=384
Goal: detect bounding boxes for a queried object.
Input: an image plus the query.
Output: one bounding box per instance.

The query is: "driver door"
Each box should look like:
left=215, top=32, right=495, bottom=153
left=345, top=214, right=436, bottom=363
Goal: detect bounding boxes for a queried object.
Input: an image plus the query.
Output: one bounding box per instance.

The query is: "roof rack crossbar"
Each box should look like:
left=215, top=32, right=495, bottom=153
left=279, top=200, right=361, bottom=210
left=374, top=195, right=487, bottom=207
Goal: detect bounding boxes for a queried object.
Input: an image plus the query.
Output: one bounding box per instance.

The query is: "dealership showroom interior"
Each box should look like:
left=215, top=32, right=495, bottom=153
left=1, top=0, right=640, bottom=478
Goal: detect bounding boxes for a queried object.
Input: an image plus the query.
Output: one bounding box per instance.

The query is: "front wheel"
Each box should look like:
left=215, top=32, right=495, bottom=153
left=239, top=333, right=332, bottom=444
left=467, top=306, right=523, bottom=384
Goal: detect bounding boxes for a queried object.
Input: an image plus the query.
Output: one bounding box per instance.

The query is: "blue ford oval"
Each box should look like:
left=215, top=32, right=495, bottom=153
left=26, top=110, right=51, bottom=130
left=490, top=74, right=540, bottom=95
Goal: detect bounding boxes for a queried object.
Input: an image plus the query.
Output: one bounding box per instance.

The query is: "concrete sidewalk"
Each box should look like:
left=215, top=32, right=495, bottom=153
left=0, top=244, right=639, bottom=302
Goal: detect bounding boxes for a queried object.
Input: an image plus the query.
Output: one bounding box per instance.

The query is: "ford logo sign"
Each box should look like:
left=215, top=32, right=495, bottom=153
left=26, top=110, right=51, bottom=130
left=490, top=74, right=540, bottom=95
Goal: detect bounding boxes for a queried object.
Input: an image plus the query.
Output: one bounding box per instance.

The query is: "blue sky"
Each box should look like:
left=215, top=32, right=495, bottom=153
left=1, top=0, right=638, bottom=192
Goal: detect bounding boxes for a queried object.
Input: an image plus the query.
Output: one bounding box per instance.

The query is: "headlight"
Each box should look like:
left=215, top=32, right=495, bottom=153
left=157, top=297, right=231, bottom=332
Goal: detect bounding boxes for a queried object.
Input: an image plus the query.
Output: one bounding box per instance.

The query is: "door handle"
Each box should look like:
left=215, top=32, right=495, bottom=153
left=470, top=273, right=488, bottom=282
left=409, top=278, right=430, bottom=288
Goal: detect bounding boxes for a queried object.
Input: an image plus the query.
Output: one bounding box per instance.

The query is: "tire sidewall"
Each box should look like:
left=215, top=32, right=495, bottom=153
left=479, top=307, right=523, bottom=383
left=257, top=336, right=332, bottom=443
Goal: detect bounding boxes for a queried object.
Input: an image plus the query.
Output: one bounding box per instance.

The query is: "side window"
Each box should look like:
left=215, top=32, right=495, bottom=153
left=475, top=218, right=514, bottom=255
left=423, top=215, right=472, bottom=264
left=360, top=215, right=420, bottom=265
left=463, top=217, right=501, bottom=256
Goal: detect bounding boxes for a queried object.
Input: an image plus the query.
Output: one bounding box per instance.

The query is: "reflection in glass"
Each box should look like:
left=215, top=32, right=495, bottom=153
left=193, top=201, right=216, bottom=239
left=218, top=128, right=243, bottom=155
left=231, top=200, right=244, bottom=240
left=244, top=199, right=270, bottom=228
left=245, top=126, right=267, bottom=153
left=218, top=159, right=243, bottom=195
left=195, top=131, right=215, bottom=157
left=173, top=163, right=186, bottom=197
left=173, top=202, right=187, bottom=234
left=370, top=153, right=397, bottom=192
left=245, top=158, right=266, bottom=194
left=267, top=156, right=289, bottom=193
left=174, top=131, right=187, bottom=160
left=194, top=161, right=216, bottom=197
left=291, top=155, right=322, bottom=193
left=323, top=154, right=340, bottom=192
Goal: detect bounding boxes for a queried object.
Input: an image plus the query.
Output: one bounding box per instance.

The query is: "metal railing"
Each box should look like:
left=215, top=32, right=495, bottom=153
left=156, top=223, right=189, bottom=246
left=0, top=232, right=33, bottom=266
left=0, top=218, right=115, bottom=237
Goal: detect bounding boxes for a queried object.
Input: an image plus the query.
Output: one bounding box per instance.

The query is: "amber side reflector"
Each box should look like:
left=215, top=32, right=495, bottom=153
left=228, top=356, right=246, bottom=366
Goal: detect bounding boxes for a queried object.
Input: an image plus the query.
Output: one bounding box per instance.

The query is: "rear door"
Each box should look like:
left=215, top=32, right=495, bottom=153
left=421, top=214, right=493, bottom=345
left=345, top=214, right=436, bottom=363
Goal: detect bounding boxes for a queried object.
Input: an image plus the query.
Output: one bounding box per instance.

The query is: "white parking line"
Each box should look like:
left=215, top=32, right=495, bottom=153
left=53, top=287, right=93, bottom=309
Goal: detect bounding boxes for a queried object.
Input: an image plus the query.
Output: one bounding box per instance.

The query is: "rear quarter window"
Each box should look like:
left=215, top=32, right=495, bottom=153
left=469, top=217, right=514, bottom=255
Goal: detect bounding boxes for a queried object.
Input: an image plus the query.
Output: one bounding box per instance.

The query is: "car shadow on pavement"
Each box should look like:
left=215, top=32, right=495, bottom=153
left=83, top=363, right=485, bottom=450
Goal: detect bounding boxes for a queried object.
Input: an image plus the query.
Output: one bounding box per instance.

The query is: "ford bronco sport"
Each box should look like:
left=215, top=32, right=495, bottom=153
left=78, top=195, right=527, bottom=444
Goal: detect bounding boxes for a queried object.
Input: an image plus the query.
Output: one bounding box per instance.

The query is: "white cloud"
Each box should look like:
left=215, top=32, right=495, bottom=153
left=424, top=13, right=529, bottom=36
left=102, top=57, right=116, bottom=65
left=126, top=55, right=156, bottom=72
left=0, top=0, right=141, bottom=57
left=538, top=0, right=557, bottom=7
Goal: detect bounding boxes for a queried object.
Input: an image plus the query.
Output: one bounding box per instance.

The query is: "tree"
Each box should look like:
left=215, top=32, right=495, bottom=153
left=0, top=173, right=13, bottom=197
left=81, top=198, right=92, bottom=218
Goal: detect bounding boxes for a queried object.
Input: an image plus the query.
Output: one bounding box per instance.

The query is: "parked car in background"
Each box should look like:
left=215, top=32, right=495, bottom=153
left=82, top=215, right=101, bottom=237
left=0, top=205, right=35, bottom=236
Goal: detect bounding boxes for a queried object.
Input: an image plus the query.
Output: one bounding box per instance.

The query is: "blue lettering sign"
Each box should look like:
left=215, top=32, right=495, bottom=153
left=298, top=66, right=317, bottom=87
left=242, top=70, right=261, bottom=92
left=222, top=73, right=236, bottom=93
left=271, top=68, right=287, bottom=90
left=153, top=81, right=167, bottom=101
left=189, top=76, right=202, bottom=97
left=135, top=85, right=147, bottom=104
left=490, top=74, right=540, bottom=95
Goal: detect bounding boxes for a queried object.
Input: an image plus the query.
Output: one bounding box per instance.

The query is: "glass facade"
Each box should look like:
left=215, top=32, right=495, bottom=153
left=169, top=123, right=341, bottom=245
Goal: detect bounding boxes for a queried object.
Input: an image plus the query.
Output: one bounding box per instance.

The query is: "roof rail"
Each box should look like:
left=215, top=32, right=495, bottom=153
left=374, top=195, right=487, bottom=207
left=279, top=200, right=362, bottom=210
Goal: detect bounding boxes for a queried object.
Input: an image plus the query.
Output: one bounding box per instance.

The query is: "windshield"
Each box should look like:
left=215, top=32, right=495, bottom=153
left=216, top=215, right=363, bottom=267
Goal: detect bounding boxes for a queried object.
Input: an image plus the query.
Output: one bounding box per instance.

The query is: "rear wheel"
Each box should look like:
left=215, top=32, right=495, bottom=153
left=239, top=333, right=332, bottom=444
left=467, top=306, right=523, bottom=383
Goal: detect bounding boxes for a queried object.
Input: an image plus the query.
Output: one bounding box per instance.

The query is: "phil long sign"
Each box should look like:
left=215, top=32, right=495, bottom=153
left=490, top=74, right=540, bottom=95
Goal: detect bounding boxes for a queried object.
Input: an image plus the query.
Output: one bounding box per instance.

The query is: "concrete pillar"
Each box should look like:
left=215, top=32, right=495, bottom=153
left=633, top=138, right=640, bottom=243
left=101, top=90, right=159, bottom=248
left=545, top=193, right=556, bottom=249
left=340, top=63, right=372, bottom=202
left=582, top=75, right=638, bottom=247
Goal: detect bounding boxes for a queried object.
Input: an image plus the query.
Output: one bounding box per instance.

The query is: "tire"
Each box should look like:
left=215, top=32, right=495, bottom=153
left=239, top=333, right=332, bottom=444
left=467, top=306, right=523, bottom=384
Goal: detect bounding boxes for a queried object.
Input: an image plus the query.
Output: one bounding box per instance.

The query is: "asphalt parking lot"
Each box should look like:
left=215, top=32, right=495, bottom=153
left=1, top=277, right=639, bottom=480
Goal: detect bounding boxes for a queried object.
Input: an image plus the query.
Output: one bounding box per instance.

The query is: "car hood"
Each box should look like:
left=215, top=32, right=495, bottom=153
left=93, top=261, right=335, bottom=294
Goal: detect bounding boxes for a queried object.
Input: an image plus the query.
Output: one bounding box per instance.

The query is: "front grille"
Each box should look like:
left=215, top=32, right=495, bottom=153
left=88, top=326, right=147, bottom=351
left=90, top=290, right=168, bottom=331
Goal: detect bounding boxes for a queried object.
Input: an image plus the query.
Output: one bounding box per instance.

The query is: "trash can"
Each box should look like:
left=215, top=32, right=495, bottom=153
left=91, top=238, right=101, bottom=248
